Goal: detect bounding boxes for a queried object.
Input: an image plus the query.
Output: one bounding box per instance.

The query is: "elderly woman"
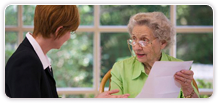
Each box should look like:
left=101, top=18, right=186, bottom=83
left=110, top=12, right=199, bottom=98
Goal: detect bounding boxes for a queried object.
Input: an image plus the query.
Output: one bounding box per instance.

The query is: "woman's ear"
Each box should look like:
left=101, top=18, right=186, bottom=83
left=160, top=40, right=167, bottom=50
left=55, top=26, right=63, bottom=37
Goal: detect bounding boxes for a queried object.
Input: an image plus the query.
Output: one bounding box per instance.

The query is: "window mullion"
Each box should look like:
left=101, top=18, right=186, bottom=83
left=93, top=5, right=101, bottom=96
left=18, top=5, right=23, bottom=44
left=170, top=5, right=177, bottom=58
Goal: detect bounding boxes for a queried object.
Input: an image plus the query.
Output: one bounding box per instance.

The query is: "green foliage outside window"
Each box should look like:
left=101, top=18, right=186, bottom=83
left=5, top=5, right=18, bottom=26
left=177, top=33, right=213, bottom=64
left=177, top=5, right=213, bottom=25
left=48, top=32, right=94, bottom=87
left=23, top=5, right=36, bottom=26
left=100, top=5, right=170, bottom=25
left=5, top=32, right=18, bottom=63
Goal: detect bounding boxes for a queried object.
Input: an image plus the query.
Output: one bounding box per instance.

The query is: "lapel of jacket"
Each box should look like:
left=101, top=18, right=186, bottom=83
left=23, top=37, right=56, bottom=85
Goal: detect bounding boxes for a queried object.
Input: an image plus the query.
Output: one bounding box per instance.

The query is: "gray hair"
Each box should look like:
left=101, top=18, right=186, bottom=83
left=127, top=12, right=175, bottom=49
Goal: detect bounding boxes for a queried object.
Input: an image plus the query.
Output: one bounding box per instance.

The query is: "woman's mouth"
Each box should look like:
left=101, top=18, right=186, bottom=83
left=136, top=53, right=146, bottom=58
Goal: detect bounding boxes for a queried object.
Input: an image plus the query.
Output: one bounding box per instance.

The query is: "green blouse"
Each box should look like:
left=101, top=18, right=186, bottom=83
left=110, top=52, right=199, bottom=98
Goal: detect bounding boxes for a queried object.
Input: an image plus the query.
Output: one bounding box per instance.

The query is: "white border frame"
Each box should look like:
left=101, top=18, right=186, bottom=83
left=5, top=5, right=213, bottom=97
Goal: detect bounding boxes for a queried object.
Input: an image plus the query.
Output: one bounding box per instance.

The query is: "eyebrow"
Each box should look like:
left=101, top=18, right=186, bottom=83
left=131, top=34, right=149, bottom=38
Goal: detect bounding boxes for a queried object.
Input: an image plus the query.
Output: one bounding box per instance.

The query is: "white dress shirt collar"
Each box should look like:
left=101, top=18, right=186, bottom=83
left=26, top=32, right=51, bottom=70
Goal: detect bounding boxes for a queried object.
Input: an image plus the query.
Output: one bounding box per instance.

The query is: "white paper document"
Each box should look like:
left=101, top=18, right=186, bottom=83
left=136, top=61, right=193, bottom=98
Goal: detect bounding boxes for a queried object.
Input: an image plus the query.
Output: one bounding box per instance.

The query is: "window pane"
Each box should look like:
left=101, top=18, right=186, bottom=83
left=5, top=32, right=18, bottom=63
left=5, top=5, right=18, bottom=26
left=176, top=33, right=213, bottom=89
left=177, top=5, right=213, bottom=26
left=23, top=5, right=36, bottom=26
left=48, top=32, right=94, bottom=88
left=23, top=32, right=28, bottom=38
left=101, top=33, right=131, bottom=86
left=78, top=5, right=94, bottom=25
left=100, top=5, right=170, bottom=25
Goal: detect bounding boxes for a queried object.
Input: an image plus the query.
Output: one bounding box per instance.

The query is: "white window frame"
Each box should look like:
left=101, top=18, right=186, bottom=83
left=5, top=5, right=213, bottom=97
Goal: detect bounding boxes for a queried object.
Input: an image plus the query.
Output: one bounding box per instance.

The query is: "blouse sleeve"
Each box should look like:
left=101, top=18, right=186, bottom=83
left=110, top=62, right=123, bottom=95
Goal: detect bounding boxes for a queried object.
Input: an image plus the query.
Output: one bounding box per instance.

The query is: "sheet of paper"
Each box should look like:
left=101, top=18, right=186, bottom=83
left=136, top=61, right=193, bottom=98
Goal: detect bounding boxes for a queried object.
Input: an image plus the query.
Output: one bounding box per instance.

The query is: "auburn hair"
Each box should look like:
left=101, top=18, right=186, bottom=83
left=33, top=5, right=80, bottom=39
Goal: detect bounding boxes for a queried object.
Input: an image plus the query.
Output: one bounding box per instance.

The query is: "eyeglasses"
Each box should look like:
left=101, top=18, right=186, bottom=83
left=127, top=38, right=157, bottom=47
left=70, top=31, right=76, bottom=35
left=70, top=31, right=77, bottom=39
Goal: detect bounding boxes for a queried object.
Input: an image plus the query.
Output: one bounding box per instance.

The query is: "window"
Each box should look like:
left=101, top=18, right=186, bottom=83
left=5, top=5, right=213, bottom=98
left=100, top=5, right=170, bottom=25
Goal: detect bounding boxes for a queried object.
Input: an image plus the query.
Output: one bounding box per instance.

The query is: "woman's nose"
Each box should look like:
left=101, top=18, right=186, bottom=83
left=133, top=43, right=143, bottom=50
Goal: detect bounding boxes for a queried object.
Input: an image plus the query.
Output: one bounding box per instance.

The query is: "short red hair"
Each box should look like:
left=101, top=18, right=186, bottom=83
left=33, top=5, right=80, bottom=39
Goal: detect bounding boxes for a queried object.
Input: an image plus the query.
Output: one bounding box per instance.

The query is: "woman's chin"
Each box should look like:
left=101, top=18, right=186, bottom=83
left=136, top=57, right=147, bottom=63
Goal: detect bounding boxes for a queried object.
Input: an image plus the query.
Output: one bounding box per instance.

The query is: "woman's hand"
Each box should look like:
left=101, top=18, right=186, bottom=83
left=174, top=70, right=198, bottom=98
left=174, top=70, right=194, bottom=89
left=95, top=89, right=130, bottom=98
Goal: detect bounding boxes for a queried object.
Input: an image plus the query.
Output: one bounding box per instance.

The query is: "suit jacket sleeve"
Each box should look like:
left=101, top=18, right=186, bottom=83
left=6, top=52, right=43, bottom=98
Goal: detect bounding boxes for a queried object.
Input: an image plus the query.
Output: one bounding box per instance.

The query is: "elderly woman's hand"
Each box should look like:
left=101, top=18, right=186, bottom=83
left=174, top=70, right=198, bottom=98
left=95, top=89, right=130, bottom=98
left=174, top=70, right=194, bottom=88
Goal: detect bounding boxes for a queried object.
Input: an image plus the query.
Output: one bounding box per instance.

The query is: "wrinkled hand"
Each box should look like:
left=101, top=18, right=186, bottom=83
left=174, top=70, right=194, bottom=92
left=95, top=89, right=130, bottom=98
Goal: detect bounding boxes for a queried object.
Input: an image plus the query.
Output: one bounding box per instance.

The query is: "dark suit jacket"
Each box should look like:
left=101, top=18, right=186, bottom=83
left=5, top=38, right=58, bottom=98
